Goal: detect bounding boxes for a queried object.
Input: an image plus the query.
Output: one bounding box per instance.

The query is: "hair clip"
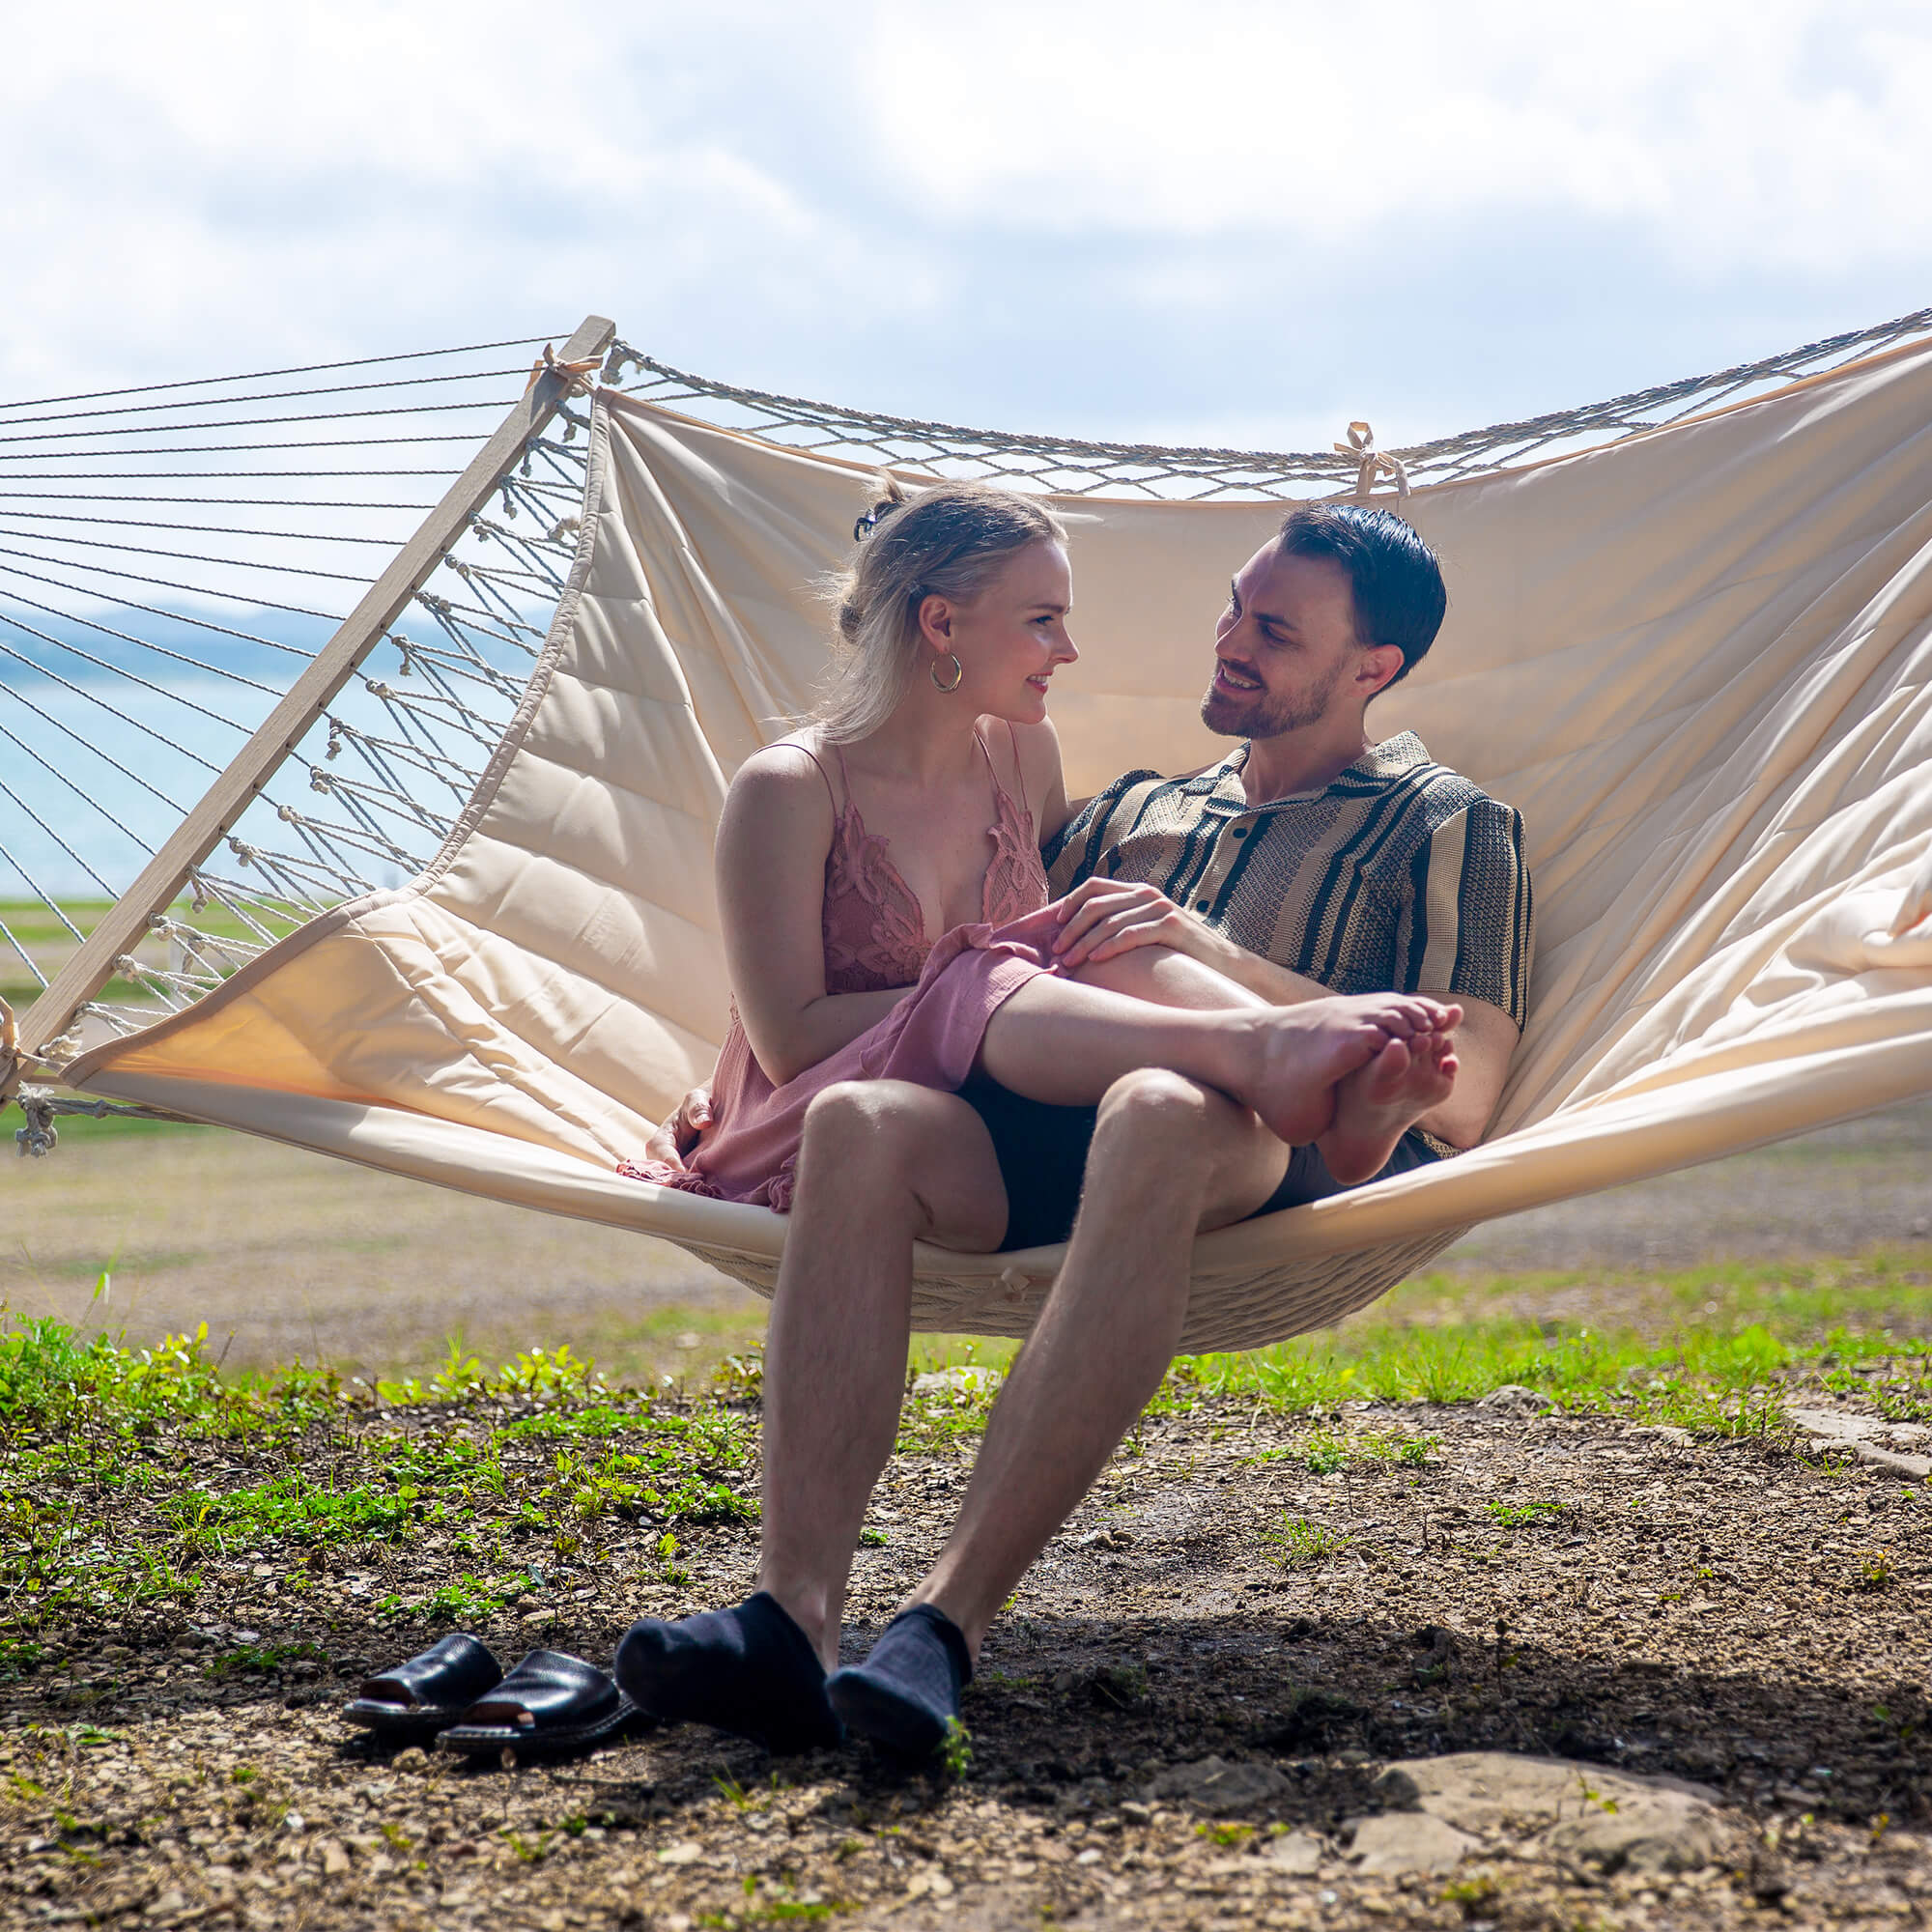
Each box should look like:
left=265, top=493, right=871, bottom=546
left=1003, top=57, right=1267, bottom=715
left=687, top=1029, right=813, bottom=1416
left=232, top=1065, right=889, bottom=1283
left=853, top=497, right=903, bottom=543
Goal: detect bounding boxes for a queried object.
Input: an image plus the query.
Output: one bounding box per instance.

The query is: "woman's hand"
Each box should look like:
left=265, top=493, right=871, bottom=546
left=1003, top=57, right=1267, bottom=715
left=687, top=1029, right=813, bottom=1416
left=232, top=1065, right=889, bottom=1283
left=644, top=1085, right=713, bottom=1172
left=1048, top=876, right=1226, bottom=971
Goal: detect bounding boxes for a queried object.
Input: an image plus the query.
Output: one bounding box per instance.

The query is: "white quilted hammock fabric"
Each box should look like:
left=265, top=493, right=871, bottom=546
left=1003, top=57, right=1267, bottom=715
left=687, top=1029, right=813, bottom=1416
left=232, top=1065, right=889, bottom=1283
left=68, top=338, right=1932, bottom=1351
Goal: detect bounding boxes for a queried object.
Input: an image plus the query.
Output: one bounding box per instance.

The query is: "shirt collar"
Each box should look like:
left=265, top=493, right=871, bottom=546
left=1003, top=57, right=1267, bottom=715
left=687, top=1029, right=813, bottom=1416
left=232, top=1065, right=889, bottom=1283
left=1220, top=730, right=1431, bottom=809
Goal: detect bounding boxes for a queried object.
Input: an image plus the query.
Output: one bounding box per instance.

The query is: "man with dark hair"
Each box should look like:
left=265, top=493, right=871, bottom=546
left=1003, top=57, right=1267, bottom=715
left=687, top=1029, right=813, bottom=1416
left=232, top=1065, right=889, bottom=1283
left=964, top=501, right=1525, bottom=1245
left=631, top=508, right=1530, bottom=1759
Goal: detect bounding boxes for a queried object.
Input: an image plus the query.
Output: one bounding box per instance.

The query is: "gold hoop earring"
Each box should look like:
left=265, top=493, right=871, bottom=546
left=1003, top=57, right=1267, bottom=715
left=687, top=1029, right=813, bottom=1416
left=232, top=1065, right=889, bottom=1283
left=930, top=652, right=963, bottom=693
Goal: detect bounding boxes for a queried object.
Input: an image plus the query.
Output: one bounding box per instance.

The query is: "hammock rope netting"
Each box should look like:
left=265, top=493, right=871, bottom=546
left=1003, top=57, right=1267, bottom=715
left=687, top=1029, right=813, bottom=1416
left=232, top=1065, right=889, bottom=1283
left=4, top=308, right=1931, bottom=1350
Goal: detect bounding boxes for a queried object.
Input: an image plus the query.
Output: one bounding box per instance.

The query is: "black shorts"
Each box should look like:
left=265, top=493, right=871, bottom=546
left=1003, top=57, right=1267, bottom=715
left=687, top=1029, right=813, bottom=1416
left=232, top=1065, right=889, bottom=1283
left=958, top=1076, right=1442, bottom=1252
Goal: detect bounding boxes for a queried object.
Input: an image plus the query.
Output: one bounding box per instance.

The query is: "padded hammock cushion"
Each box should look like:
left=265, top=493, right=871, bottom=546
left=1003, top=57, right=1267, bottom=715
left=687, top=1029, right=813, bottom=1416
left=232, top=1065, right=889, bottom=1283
left=67, top=342, right=1932, bottom=1351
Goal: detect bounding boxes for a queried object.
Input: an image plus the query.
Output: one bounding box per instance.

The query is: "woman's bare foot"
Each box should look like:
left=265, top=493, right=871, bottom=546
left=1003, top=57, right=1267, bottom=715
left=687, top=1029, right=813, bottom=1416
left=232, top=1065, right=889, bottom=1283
left=1235, top=994, right=1456, bottom=1148
left=1318, top=1026, right=1461, bottom=1185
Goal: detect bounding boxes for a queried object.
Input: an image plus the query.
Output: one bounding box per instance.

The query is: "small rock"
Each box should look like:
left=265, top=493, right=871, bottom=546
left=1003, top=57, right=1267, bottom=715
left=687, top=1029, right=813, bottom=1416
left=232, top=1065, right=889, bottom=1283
left=1375, top=1750, right=1724, bottom=1874
left=1265, top=1830, right=1324, bottom=1874
left=912, top=1365, right=997, bottom=1397
left=1147, top=1755, right=1292, bottom=1814
left=1788, top=1407, right=1932, bottom=1480
left=522, top=1608, right=559, bottom=1630
left=320, top=1839, right=352, bottom=1875
left=1748, top=1848, right=1793, bottom=1902
left=391, top=1747, right=430, bottom=1775
left=1476, top=1384, right=1555, bottom=1416
left=657, top=1840, right=703, bottom=1865
left=1074, top=1848, right=1103, bottom=1865
left=1349, top=1811, right=1480, bottom=1876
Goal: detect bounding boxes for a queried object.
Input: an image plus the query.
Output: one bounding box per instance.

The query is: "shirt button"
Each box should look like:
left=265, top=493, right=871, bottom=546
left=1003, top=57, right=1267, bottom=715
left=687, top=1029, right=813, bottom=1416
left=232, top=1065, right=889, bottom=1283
left=1196, top=900, right=1210, bottom=912
left=1232, top=825, right=1248, bottom=838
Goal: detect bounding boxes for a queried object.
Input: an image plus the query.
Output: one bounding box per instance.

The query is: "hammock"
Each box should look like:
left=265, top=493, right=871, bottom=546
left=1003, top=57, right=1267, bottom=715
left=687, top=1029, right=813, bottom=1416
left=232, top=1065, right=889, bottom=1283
left=4, top=312, right=1932, bottom=1352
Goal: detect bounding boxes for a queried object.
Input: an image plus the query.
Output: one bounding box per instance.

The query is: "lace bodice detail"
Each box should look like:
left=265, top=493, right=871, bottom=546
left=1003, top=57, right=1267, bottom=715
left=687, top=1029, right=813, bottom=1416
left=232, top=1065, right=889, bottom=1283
left=818, top=733, right=1047, bottom=994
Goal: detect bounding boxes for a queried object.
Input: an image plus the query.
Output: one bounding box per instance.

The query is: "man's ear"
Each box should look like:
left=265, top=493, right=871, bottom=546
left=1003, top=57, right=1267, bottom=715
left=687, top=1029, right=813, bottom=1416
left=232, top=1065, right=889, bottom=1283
left=1355, top=642, right=1406, bottom=698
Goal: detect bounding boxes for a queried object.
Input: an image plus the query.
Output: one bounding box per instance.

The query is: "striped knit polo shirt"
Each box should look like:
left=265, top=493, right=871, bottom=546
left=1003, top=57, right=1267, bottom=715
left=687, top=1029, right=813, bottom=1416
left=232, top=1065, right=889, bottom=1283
left=1044, top=732, right=1534, bottom=1126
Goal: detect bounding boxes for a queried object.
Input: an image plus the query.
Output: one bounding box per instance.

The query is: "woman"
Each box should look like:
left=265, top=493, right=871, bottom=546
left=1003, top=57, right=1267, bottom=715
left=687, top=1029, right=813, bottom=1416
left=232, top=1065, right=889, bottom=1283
left=625, top=478, right=1455, bottom=1220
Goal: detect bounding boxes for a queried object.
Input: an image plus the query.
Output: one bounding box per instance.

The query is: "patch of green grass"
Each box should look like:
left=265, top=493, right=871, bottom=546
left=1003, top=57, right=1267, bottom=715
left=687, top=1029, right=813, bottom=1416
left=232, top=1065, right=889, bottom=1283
left=0, top=1636, right=45, bottom=1681
left=938, top=1717, right=974, bottom=1779
left=170, top=1472, right=431, bottom=1548
left=1263, top=1515, right=1351, bottom=1568
left=0, top=1312, right=762, bottom=1634
left=206, top=1641, right=327, bottom=1679
left=1247, top=1425, right=1440, bottom=1474
left=1485, top=1499, right=1566, bottom=1529
left=1196, top=1820, right=1253, bottom=1847
left=382, top=1574, right=538, bottom=1625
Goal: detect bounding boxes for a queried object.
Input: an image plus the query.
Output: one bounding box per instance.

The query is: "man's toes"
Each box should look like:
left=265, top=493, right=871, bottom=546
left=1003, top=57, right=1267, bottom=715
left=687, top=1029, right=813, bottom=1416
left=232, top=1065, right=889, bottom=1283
left=1361, top=1036, right=1412, bottom=1099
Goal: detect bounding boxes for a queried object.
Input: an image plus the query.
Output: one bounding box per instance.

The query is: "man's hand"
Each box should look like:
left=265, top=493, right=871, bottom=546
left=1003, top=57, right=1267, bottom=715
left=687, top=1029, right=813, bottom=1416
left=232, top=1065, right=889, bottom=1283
left=644, top=1085, right=713, bottom=1173
left=1049, top=877, right=1224, bottom=971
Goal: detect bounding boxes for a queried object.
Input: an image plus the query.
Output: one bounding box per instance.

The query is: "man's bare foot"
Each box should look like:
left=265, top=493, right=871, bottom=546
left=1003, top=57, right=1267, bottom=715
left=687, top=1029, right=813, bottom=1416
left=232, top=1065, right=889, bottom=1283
left=1235, top=994, right=1456, bottom=1148
left=1318, top=1028, right=1460, bottom=1185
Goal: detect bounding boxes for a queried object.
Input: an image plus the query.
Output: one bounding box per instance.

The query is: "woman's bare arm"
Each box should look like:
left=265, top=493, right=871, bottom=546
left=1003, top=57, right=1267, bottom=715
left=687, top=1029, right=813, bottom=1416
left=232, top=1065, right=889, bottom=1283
left=716, top=746, right=907, bottom=1086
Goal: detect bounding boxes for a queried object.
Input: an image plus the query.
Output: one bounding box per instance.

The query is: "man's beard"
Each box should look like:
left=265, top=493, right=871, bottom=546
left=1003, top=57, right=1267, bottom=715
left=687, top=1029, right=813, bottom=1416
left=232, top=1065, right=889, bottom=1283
left=1199, top=660, right=1345, bottom=740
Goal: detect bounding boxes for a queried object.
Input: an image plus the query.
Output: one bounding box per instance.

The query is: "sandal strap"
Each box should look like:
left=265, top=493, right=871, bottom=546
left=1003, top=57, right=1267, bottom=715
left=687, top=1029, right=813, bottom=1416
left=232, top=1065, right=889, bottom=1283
left=357, top=1633, right=501, bottom=1709
left=458, top=1649, right=621, bottom=1729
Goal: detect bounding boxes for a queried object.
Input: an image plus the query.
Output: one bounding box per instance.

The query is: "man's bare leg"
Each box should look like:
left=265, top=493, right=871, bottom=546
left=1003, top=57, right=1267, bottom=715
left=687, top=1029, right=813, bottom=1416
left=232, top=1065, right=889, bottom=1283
left=615, top=1080, right=1005, bottom=1747
left=757, top=1081, right=1006, bottom=1667
left=905, top=1068, right=1288, bottom=1657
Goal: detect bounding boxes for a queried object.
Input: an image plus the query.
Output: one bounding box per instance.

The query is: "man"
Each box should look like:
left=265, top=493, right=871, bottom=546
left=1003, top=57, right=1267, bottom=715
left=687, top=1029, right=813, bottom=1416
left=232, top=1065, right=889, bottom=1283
left=618, top=504, right=1531, bottom=1758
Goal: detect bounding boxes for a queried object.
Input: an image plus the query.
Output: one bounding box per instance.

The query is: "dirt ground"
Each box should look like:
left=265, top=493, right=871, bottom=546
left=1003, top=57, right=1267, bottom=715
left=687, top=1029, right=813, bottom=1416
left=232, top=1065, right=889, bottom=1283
left=6, top=1101, right=1932, bottom=1929
left=6, top=1100, right=1932, bottom=1382
left=4, top=1387, right=1931, bottom=1930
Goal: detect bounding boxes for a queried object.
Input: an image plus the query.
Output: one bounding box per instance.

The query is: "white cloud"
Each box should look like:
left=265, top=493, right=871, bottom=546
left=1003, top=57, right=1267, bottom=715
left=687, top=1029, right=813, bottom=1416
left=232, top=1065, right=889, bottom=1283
left=866, top=0, right=1932, bottom=272
left=1, top=0, right=1928, bottom=434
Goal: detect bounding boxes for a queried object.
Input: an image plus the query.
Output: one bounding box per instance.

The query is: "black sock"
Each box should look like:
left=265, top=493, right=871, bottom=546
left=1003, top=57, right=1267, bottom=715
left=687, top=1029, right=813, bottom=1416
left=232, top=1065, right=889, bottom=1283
left=825, top=1605, right=973, bottom=1758
left=613, top=1591, right=840, bottom=1754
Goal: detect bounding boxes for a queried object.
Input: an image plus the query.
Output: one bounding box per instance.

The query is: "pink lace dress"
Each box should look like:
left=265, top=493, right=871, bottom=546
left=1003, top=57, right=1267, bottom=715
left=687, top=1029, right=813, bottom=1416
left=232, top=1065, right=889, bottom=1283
left=623, top=730, right=1062, bottom=1212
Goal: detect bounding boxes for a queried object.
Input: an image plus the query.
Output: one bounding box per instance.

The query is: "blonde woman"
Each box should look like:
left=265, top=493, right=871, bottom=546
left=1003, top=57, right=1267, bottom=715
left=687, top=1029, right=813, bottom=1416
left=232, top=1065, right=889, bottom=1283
left=617, top=481, right=1460, bottom=1754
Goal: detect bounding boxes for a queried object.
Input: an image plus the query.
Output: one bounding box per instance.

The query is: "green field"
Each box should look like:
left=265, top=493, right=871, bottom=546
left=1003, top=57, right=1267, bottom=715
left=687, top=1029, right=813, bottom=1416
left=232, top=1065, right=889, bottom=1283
left=0, top=895, right=298, bottom=1011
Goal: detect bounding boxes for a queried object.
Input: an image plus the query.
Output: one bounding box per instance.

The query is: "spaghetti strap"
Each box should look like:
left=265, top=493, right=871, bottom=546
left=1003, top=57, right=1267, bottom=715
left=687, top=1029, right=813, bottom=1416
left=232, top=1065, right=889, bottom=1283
left=973, top=723, right=1026, bottom=822
left=790, top=741, right=844, bottom=816
left=1004, top=719, right=1027, bottom=819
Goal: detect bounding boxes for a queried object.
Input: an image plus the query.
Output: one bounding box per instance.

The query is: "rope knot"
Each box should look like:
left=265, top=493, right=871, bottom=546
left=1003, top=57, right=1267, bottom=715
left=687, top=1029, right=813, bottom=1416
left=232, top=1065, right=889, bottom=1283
left=1333, top=421, right=1410, bottom=500
left=524, top=342, right=602, bottom=401
left=14, top=1091, right=57, bottom=1157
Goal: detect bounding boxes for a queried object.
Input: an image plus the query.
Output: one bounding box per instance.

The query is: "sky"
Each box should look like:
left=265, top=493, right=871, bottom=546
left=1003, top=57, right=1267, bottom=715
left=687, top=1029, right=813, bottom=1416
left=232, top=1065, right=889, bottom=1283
left=7, top=0, right=1932, bottom=455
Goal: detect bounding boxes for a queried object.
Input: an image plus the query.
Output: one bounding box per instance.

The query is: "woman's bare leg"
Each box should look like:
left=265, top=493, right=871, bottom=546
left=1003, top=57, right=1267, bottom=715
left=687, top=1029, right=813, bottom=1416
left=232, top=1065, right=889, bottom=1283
left=975, top=970, right=1455, bottom=1149
left=1071, top=942, right=1270, bottom=1012
left=1074, top=946, right=1464, bottom=1182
